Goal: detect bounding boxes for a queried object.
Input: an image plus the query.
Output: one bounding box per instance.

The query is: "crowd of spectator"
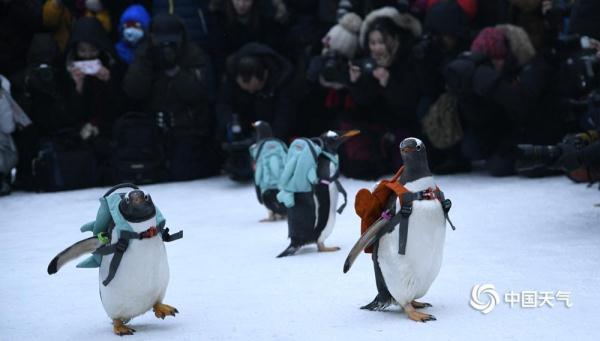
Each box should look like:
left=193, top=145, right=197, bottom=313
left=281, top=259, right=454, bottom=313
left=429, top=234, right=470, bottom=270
left=1, top=0, right=599, bottom=195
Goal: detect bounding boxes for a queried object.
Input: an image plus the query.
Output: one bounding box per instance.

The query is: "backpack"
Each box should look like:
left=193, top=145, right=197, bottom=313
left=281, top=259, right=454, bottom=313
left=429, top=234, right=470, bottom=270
left=250, top=138, right=288, bottom=196
left=276, top=138, right=322, bottom=208
left=32, top=130, right=98, bottom=192
left=111, top=112, right=166, bottom=184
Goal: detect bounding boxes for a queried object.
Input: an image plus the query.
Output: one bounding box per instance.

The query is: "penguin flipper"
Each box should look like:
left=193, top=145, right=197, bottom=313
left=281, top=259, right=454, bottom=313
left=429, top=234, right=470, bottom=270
left=47, top=236, right=102, bottom=274
left=276, top=243, right=301, bottom=258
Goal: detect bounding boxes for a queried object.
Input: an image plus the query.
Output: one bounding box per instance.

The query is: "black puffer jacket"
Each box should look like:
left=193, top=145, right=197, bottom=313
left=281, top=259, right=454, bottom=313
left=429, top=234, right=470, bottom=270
left=122, top=15, right=213, bottom=137
left=216, top=43, right=298, bottom=141
left=66, top=17, right=124, bottom=136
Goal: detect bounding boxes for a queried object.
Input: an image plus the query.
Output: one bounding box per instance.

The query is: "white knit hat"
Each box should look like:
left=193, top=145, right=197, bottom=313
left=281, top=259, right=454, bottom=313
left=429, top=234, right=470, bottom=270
left=322, top=13, right=363, bottom=59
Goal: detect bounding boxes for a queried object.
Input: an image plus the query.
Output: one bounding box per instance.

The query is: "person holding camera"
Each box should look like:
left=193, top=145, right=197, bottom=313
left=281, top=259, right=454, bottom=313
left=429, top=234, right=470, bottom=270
left=65, top=17, right=122, bottom=142
left=343, top=6, right=421, bottom=179
left=301, top=12, right=362, bottom=137
left=444, top=25, right=566, bottom=176
left=123, top=13, right=220, bottom=181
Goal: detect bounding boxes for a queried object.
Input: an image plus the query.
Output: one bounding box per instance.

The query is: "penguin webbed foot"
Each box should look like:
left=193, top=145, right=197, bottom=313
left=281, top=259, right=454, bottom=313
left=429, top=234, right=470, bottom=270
left=317, top=242, right=340, bottom=253
left=113, top=319, right=135, bottom=336
left=361, top=295, right=392, bottom=311
left=404, top=304, right=436, bottom=322
left=153, top=303, right=179, bottom=320
left=259, top=212, right=286, bottom=222
left=276, top=243, right=301, bottom=258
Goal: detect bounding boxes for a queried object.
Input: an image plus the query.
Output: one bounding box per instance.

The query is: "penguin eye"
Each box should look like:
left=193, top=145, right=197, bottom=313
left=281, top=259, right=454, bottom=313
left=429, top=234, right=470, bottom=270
left=144, top=193, right=150, bottom=201
left=416, top=144, right=422, bottom=151
left=124, top=196, right=130, bottom=204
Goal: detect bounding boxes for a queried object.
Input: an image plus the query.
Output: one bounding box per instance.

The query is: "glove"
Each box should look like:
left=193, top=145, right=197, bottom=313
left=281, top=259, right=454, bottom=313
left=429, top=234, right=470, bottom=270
left=556, top=141, right=581, bottom=172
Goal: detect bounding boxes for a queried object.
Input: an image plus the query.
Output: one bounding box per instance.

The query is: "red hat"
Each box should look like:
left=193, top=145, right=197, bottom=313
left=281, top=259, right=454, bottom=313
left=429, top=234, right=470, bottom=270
left=470, top=27, right=508, bottom=60
left=427, top=0, right=477, bottom=19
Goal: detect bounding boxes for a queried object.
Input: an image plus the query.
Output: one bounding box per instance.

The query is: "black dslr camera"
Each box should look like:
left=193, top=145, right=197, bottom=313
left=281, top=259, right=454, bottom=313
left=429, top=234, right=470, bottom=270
left=351, top=57, right=377, bottom=78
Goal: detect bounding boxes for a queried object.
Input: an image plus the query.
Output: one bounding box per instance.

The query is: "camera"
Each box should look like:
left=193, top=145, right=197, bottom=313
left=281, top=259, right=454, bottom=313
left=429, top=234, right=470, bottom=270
left=352, top=57, right=377, bottom=77
left=516, top=89, right=600, bottom=182
left=320, top=51, right=350, bottom=84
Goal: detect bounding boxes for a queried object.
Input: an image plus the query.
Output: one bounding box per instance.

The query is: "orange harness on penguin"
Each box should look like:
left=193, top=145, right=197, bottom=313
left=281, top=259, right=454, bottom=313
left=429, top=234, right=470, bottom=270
left=354, top=167, right=455, bottom=254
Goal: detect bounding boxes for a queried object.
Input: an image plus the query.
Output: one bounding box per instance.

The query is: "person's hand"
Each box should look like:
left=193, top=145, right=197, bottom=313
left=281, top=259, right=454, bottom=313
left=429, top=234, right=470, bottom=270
left=542, top=0, right=552, bottom=15
left=69, top=66, right=85, bottom=94
left=94, top=66, right=110, bottom=82
left=349, top=62, right=361, bottom=83
left=318, top=76, right=345, bottom=90
left=372, top=67, right=390, bottom=87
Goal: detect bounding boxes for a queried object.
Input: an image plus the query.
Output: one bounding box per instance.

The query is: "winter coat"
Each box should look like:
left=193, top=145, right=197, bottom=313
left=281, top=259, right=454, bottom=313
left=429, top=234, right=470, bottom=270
left=153, top=0, right=212, bottom=48
left=445, top=24, right=566, bottom=150
left=568, top=0, right=600, bottom=40
left=65, top=17, right=123, bottom=136
left=42, top=0, right=112, bottom=52
left=0, top=76, right=32, bottom=174
left=216, top=43, right=298, bottom=141
left=0, top=0, right=41, bottom=77
left=115, top=4, right=151, bottom=65
left=122, top=18, right=213, bottom=137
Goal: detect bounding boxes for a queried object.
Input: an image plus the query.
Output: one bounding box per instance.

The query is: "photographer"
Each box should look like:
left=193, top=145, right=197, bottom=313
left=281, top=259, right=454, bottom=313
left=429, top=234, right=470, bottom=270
left=444, top=25, right=566, bottom=176
left=301, top=12, right=362, bottom=137
left=216, top=42, right=298, bottom=180
left=344, top=6, right=421, bottom=179
left=123, top=13, right=219, bottom=181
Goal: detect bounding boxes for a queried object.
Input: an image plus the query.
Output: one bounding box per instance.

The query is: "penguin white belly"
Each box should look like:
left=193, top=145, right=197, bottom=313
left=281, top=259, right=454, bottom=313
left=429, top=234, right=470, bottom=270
left=317, top=182, right=338, bottom=243
left=376, top=177, right=446, bottom=306
left=99, top=220, right=170, bottom=320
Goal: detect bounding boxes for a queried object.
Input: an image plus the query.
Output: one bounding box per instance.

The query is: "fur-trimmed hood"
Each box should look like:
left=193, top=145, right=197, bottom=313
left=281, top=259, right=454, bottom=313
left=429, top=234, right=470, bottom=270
left=359, top=6, right=422, bottom=48
left=496, top=24, right=536, bottom=66
left=209, top=0, right=288, bottom=23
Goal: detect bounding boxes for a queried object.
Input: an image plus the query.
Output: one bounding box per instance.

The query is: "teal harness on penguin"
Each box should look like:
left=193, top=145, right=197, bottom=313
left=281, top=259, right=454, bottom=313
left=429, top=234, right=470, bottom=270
left=47, top=183, right=183, bottom=336
left=276, top=131, right=359, bottom=257
left=48, top=183, right=182, bottom=286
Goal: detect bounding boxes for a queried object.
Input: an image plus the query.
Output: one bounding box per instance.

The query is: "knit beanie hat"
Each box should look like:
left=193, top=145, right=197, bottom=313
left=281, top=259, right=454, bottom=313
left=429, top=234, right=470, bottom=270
left=322, top=13, right=363, bottom=59
left=470, top=27, right=508, bottom=60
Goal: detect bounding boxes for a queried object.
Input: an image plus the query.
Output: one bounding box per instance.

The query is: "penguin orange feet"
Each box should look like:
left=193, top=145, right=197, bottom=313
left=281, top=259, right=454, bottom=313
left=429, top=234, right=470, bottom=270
left=317, top=242, right=340, bottom=253
left=113, top=319, right=135, bottom=336
left=153, top=303, right=179, bottom=319
left=411, top=300, right=433, bottom=309
left=404, top=304, right=436, bottom=322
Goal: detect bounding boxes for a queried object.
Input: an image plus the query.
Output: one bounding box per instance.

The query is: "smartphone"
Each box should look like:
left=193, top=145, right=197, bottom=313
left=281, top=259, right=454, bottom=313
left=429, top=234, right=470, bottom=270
left=72, top=59, right=101, bottom=75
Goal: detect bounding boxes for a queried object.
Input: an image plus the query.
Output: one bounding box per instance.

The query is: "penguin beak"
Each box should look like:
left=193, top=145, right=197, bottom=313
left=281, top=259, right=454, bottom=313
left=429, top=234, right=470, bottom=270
left=341, top=130, right=361, bottom=139
left=331, top=130, right=360, bottom=149
left=343, top=217, right=387, bottom=273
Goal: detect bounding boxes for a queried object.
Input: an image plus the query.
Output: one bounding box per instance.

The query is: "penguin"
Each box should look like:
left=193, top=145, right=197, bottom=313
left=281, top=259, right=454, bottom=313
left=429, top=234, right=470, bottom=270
left=344, top=137, right=450, bottom=322
left=251, top=121, right=288, bottom=222
left=277, top=129, right=360, bottom=257
left=48, top=185, right=182, bottom=335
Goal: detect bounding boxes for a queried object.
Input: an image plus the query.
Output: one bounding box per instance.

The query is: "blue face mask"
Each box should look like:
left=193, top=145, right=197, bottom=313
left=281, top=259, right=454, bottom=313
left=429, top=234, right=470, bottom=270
left=123, top=27, right=144, bottom=45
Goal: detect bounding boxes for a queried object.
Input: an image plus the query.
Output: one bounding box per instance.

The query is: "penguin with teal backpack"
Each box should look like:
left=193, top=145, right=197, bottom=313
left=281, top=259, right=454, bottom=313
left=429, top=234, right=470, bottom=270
left=276, top=130, right=360, bottom=257
left=250, top=121, right=288, bottom=222
left=47, top=184, right=182, bottom=336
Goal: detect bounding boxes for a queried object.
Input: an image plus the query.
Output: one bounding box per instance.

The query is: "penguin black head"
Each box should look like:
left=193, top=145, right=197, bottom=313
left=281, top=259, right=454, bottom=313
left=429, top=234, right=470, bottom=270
left=119, top=190, right=157, bottom=223
left=252, top=120, right=273, bottom=140
left=399, top=137, right=431, bottom=182
left=319, top=130, right=360, bottom=153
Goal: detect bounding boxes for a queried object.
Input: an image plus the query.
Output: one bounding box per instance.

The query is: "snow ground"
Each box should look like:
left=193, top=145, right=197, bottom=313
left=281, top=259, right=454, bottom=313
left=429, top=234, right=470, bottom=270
left=1, top=173, right=599, bottom=341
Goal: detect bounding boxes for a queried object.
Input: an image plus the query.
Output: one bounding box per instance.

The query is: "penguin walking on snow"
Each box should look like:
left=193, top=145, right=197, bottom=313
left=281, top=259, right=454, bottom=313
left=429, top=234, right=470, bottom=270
left=48, top=184, right=183, bottom=335
left=344, top=138, right=455, bottom=322
left=250, top=121, right=288, bottom=222
left=277, top=130, right=360, bottom=257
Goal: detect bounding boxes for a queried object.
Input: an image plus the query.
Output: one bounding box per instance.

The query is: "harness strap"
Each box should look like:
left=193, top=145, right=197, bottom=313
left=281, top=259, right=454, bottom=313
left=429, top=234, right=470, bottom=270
left=94, top=225, right=183, bottom=286
left=334, top=179, right=347, bottom=214
left=394, top=189, right=455, bottom=255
